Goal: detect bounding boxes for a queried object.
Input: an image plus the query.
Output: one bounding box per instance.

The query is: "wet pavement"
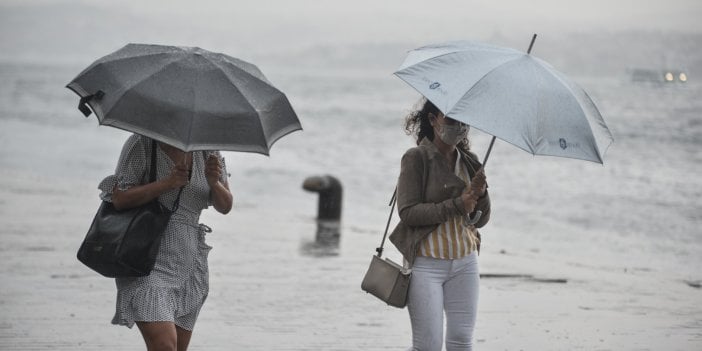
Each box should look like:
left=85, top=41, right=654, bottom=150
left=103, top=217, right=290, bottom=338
left=0, top=182, right=411, bottom=350
left=2, top=173, right=701, bottom=350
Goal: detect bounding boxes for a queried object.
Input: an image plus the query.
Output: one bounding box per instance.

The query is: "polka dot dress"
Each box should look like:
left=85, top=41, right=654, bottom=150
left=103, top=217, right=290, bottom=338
left=98, top=134, right=228, bottom=331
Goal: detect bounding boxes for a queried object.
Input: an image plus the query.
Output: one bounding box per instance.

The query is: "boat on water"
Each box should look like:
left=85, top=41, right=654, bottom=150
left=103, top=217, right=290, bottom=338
left=629, top=68, right=688, bottom=83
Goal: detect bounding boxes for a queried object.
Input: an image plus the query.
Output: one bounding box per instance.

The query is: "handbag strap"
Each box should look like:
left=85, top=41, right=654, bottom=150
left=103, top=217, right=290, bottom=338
left=149, top=140, right=185, bottom=213
left=375, top=188, right=397, bottom=258
left=375, top=145, right=429, bottom=257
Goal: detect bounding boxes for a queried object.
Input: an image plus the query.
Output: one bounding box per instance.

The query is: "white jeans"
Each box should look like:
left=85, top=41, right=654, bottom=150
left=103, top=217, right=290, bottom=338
left=407, top=253, right=479, bottom=351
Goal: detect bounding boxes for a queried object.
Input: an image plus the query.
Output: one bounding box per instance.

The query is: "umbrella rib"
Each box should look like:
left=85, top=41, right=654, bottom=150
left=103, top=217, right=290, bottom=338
left=444, top=56, right=541, bottom=155
left=96, top=57, right=187, bottom=121
left=265, top=108, right=303, bottom=151
left=99, top=57, right=199, bottom=150
left=69, top=53, right=183, bottom=119
left=71, top=51, right=173, bottom=80
left=212, top=53, right=273, bottom=84
left=92, top=51, right=175, bottom=68
left=188, top=64, right=200, bottom=151
left=206, top=57, right=272, bottom=149
left=261, top=93, right=303, bottom=149
left=579, top=89, right=614, bottom=162
left=203, top=57, right=283, bottom=142
left=118, top=58, right=188, bottom=92
left=439, top=46, right=518, bottom=61
left=207, top=57, right=281, bottom=94
left=533, top=63, right=611, bottom=162
left=533, top=60, right=543, bottom=155
left=205, top=58, right=263, bottom=112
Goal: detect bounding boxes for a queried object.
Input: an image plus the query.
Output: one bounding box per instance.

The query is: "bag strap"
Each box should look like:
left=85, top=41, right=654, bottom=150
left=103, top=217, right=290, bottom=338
left=149, top=139, right=185, bottom=213
left=375, top=188, right=397, bottom=258
left=375, top=145, right=429, bottom=257
left=148, top=139, right=158, bottom=183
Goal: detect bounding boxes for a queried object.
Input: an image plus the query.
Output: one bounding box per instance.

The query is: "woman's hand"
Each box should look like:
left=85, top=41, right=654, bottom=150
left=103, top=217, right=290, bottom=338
left=166, top=162, right=190, bottom=190
left=205, top=154, right=232, bottom=214
left=460, top=190, right=479, bottom=213
left=470, top=168, right=487, bottom=197
left=205, top=155, right=222, bottom=187
left=113, top=160, right=188, bottom=211
left=460, top=168, right=487, bottom=213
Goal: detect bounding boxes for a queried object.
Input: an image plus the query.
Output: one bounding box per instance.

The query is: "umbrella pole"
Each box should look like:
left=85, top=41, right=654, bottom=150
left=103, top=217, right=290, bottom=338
left=482, top=136, right=496, bottom=168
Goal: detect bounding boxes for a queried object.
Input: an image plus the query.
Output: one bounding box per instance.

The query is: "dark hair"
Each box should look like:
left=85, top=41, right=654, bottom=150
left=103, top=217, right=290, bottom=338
left=404, top=98, right=470, bottom=152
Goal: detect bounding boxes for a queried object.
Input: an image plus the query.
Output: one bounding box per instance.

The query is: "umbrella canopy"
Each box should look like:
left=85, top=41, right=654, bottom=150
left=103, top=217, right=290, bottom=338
left=67, top=43, right=302, bottom=154
left=394, top=38, right=613, bottom=164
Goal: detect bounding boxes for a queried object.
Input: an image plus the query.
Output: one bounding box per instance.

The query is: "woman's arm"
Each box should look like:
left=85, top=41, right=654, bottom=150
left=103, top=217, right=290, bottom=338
left=206, top=155, right=233, bottom=214
left=396, top=148, right=471, bottom=227
left=473, top=191, right=491, bottom=228
left=111, top=162, right=189, bottom=210
left=468, top=167, right=491, bottom=228
left=399, top=196, right=470, bottom=227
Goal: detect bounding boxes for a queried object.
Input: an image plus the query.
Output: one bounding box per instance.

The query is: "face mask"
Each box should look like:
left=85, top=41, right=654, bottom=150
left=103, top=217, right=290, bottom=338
left=437, top=123, right=469, bottom=145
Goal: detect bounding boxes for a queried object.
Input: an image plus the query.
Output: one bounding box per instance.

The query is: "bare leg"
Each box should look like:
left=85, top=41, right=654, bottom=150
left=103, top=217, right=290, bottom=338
left=136, top=321, right=177, bottom=351
left=176, top=325, right=193, bottom=351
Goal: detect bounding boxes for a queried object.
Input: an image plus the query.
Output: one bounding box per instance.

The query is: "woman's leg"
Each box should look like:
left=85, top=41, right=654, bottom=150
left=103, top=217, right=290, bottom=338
left=173, top=308, right=201, bottom=351
left=443, top=252, right=480, bottom=351
left=175, top=326, right=193, bottom=351
left=136, top=321, right=178, bottom=351
left=408, top=256, right=451, bottom=351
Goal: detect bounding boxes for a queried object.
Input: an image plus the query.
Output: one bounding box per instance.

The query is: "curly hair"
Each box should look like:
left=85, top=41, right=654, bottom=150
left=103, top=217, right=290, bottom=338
left=404, top=98, right=470, bottom=153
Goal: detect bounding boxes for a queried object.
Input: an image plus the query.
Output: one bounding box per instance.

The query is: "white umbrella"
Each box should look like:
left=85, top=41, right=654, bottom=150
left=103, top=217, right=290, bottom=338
left=395, top=35, right=613, bottom=165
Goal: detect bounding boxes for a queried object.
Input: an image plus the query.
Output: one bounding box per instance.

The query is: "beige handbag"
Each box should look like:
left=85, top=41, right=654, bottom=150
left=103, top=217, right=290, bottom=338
left=361, top=189, right=411, bottom=308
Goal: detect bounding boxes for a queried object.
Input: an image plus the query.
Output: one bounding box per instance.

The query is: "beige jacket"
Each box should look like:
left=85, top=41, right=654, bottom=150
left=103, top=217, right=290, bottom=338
left=389, top=138, right=491, bottom=265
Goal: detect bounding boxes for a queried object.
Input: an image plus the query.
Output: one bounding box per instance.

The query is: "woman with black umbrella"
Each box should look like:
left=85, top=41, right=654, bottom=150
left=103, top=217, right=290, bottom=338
left=100, top=134, right=232, bottom=351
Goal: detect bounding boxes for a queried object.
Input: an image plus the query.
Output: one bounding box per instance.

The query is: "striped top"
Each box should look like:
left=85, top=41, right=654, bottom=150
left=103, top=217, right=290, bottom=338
left=417, top=153, right=479, bottom=259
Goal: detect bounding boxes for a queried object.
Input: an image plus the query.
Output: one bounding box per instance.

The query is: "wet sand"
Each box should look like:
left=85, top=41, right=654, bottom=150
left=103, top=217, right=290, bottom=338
left=1, top=167, right=700, bottom=350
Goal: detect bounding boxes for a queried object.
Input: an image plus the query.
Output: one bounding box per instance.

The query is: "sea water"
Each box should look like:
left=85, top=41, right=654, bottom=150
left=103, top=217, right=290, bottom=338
left=5, top=47, right=699, bottom=272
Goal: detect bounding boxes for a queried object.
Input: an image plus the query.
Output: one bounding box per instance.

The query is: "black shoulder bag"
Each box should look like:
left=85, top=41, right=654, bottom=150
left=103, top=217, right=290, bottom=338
left=77, top=140, right=184, bottom=277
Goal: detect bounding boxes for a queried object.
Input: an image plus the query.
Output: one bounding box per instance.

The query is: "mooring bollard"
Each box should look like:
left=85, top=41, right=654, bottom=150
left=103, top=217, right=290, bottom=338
left=302, top=175, right=342, bottom=247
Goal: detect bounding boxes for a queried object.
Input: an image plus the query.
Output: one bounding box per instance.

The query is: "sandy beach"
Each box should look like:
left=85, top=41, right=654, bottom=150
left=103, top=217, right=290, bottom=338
left=1, top=166, right=701, bottom=350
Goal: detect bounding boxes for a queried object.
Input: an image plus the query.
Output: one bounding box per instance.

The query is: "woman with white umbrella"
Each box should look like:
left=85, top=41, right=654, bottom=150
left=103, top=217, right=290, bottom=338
left=390, top=98, right=491, bottom=350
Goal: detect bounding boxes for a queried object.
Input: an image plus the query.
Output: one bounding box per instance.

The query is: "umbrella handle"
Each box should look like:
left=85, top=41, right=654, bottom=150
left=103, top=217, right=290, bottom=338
left=464, top=210, right=483, bottom=226
left=78, top=90, right=104, bottom=117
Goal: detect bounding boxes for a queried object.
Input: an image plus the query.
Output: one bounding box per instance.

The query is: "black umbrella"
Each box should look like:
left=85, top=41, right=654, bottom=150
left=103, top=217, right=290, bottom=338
left=67, top=43, right=302, bottom=154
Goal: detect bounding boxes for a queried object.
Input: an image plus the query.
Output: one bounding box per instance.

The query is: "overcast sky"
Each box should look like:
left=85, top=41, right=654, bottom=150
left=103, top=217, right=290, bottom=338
left=0, top=0, right=700, bottom=63
left=128, top=0, right=702, bottom=31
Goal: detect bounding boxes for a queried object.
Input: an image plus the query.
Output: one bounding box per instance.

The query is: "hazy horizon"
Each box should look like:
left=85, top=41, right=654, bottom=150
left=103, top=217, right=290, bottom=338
left=1, top=0, right=701, bottom=65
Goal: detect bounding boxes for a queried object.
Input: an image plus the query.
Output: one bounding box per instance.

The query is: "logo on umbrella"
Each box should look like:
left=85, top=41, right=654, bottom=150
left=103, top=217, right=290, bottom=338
left=429, top=82, right=441, bottom=89
left=559, top=138, right=568, bottom=150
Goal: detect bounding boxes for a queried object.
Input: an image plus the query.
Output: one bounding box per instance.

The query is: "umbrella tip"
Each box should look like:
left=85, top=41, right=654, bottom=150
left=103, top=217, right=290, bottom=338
left=527, top=34, right=537, bottom=54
